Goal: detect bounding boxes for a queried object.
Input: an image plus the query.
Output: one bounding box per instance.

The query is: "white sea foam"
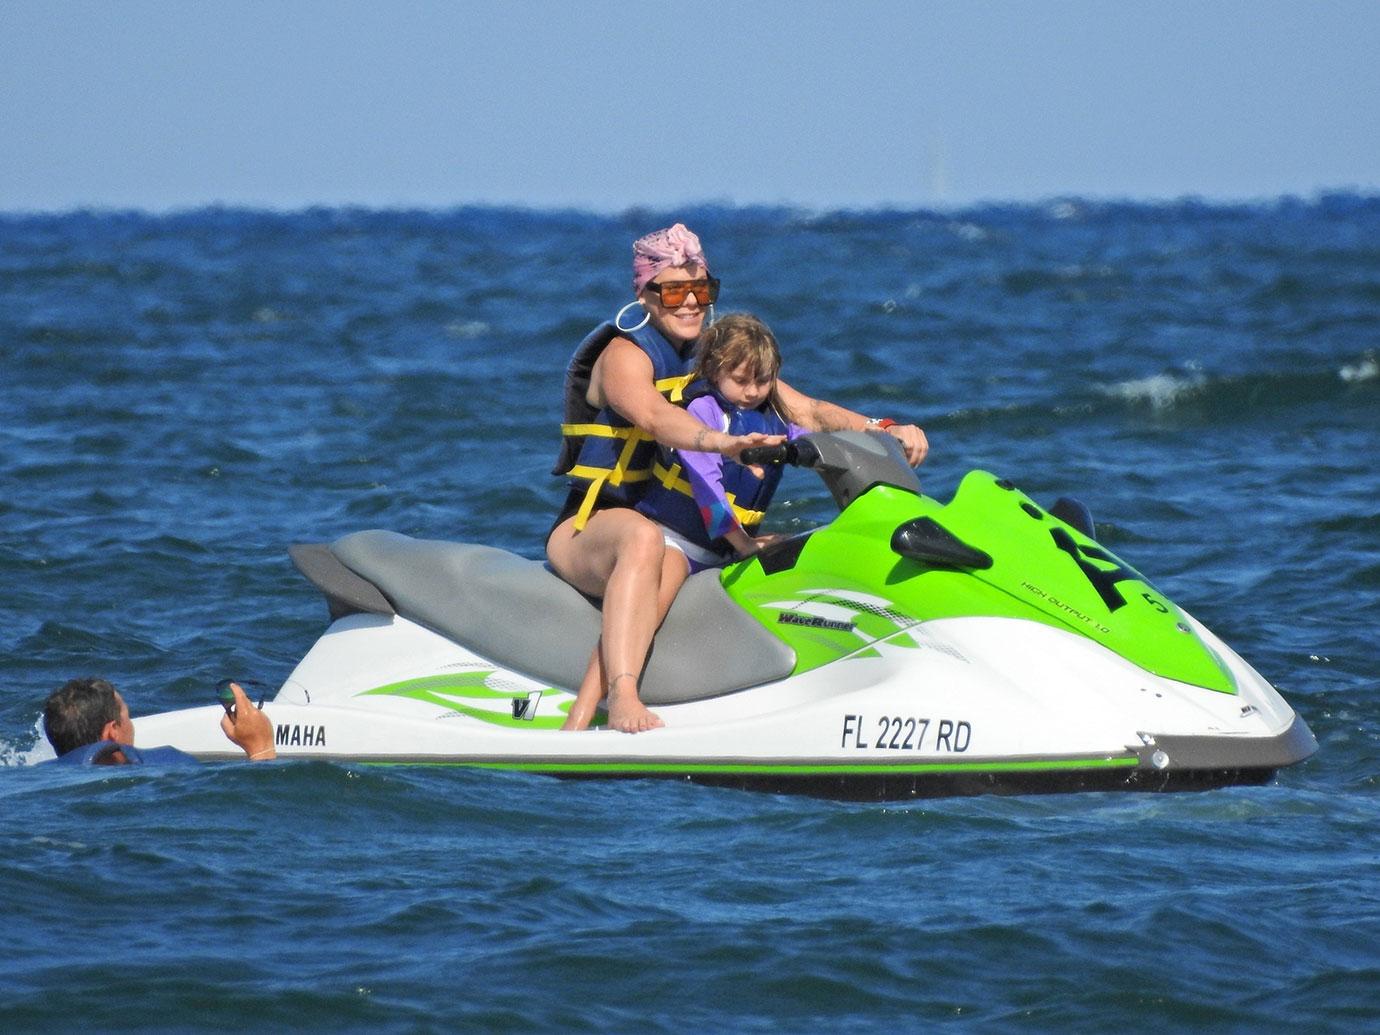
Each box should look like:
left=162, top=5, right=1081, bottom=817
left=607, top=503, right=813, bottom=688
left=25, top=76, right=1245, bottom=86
left=1102, top=371, right=1207, bottom=410
left=445, top=319, right=490, bottom=339
left=1339, top=352, right=1378, bottom=383
left=948, top=221, right=989, bottom=242
left=1, top=717, right=54, bottom=766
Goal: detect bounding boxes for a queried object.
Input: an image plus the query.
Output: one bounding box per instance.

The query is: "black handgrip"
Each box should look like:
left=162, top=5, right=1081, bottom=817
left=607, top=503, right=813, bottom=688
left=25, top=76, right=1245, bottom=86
left=739, top=442, right=797, bottom=466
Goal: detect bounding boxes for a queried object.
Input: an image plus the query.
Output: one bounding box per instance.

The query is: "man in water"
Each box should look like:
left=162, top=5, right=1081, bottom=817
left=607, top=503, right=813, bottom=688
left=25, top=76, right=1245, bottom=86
left=43, top=676, right=276, bottom=764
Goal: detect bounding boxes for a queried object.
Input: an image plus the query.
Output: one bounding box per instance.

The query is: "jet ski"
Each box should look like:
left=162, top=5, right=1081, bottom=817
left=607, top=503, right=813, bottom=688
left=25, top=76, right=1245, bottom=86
left=137, top=431, right=1316, bottom=799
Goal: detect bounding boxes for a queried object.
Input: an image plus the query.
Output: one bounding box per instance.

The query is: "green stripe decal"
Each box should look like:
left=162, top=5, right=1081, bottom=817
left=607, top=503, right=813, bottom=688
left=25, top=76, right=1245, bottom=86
left=359, top=672, right=572, bottom=729
left=362, top=755, right=1139, bottom=774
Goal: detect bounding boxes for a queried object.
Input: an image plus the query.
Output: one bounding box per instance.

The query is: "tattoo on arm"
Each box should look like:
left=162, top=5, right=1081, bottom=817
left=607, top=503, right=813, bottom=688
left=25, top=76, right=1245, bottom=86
left=779, top=383, right=865, bottom=432
left=693, top=429, right=710, bottom=452
left=812, top=398, right=858, bottom=432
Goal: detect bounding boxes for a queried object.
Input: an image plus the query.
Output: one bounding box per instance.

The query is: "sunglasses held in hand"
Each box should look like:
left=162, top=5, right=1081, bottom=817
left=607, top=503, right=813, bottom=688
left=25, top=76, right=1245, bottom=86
left=215, top=678, right=269, bottom=714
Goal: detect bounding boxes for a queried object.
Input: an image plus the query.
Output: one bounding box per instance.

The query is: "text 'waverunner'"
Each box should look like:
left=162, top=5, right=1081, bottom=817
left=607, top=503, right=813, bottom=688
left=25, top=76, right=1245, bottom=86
left=138, top=432, right=1316, bottom=799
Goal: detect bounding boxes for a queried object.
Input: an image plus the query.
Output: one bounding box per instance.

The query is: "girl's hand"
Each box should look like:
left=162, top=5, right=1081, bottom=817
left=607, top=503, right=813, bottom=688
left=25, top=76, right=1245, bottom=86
left=728, top=531, right=789, bottom=558
left=750, top=532, right=789, bottom=552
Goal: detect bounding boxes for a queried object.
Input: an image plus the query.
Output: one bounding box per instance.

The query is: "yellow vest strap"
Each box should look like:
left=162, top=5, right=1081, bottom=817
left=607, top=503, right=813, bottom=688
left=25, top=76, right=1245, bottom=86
left=571, top=475, right=608, bottom=532
left=656, top=373, right=695, bottom=402
left=563, top=374, right=695, bottom=533
left=566, top=464, right=651, bottom=484
left=564, top=375, right=694, bottom=441
left=561, top=422, right=632, bottom=439
left=733, top=502, right=767, bottom=527
left=649, top=461, right=766, bottom=528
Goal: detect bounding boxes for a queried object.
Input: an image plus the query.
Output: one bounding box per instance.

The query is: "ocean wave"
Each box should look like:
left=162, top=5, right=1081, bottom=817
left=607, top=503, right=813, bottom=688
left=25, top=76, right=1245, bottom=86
left=1100, top=356, right=1379, bottom=414
left=5, top=190, right=1380, bottom=232
left=1101, top=369, right=1211, bottom=410
left=2, top=200, right=1377, bottom=1033
left=927, top=352, right=1377, bottom=431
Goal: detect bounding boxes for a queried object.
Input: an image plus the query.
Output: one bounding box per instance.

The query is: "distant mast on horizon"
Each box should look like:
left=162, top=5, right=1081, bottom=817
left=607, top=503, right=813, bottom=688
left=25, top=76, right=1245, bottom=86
left=928, top=137, right=950, bottom=205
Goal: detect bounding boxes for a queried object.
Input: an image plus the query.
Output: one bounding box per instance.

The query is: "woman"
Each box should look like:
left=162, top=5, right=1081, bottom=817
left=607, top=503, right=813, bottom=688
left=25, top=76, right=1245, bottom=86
left=548, top=224, right=928, bottom=734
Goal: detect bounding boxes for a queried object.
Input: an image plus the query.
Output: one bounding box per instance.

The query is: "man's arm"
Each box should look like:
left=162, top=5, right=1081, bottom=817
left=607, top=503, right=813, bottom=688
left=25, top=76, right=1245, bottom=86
left=220, top=682, right=276, bottom=761
left=776, top=378, right=929, bottom=466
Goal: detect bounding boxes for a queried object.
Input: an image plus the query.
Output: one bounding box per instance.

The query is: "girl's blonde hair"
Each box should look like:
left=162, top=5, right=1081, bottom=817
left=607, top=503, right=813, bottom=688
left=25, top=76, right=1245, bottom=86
left=693, top=313, right=785, bottom=414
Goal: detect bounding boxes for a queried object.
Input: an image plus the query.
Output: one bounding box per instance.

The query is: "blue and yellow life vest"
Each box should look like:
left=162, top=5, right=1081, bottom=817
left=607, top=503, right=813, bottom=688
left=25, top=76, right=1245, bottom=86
left=552, top=319, right=696, bottom=530
left=637, top=382, right=791, bottom=552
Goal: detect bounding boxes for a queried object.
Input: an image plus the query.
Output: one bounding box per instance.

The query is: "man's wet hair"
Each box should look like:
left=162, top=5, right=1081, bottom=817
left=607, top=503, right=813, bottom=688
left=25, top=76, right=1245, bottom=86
left=43, top=677, right=121, bottom=755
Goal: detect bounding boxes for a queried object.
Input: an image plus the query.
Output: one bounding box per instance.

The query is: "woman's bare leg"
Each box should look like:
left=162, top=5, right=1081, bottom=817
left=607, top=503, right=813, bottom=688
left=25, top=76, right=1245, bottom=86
left=548, top=510, right=685, bottom=733
left=562, top=547, right=690, bottom=730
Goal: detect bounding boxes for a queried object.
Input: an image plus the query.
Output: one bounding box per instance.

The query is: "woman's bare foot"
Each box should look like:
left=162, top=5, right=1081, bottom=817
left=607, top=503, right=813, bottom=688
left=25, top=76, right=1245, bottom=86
left=606, top=677, right=664, bottom=733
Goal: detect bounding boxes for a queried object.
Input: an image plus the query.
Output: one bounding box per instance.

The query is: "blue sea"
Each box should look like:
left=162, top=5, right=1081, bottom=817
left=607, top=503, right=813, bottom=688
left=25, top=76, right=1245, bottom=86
left=2, top=199, right=1378, bottom=1031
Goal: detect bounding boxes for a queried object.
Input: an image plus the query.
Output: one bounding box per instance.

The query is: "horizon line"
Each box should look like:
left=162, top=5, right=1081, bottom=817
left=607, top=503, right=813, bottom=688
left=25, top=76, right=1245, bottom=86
left=2, top=185, right=1377, bottom=220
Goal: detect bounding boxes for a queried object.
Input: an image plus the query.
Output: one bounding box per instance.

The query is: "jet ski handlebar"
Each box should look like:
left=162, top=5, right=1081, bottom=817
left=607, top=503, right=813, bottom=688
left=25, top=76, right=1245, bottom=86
left=742, top=432, right=920, bottom=512
left=739, top=440, right=820, bottom=468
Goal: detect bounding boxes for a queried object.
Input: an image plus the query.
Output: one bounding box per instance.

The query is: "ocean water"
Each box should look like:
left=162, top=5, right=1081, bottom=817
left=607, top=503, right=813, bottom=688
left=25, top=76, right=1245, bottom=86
left=2, top=199, right=1378, bottom=1031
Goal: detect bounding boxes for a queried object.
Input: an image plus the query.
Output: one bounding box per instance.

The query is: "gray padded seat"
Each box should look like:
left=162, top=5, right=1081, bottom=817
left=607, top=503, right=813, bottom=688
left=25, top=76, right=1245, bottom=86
left=330, top=530, right=796, bottom=705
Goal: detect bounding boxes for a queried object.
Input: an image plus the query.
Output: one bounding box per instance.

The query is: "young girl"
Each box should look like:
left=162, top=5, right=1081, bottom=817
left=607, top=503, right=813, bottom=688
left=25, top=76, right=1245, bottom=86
left=636, top=312, right=806, bottom=572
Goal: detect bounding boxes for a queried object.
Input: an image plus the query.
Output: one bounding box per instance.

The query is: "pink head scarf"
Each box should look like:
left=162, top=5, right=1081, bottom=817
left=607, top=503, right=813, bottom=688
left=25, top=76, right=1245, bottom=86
left=632, top=223, right=709, bottom=295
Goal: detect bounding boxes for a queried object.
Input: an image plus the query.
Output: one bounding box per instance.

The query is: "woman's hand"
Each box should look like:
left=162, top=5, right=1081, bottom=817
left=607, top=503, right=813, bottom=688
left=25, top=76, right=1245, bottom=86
left=775, top=380, right=929, bottom=467
left=720, top=432, right=785, bottom=463
left=884, top=423, right=929, bottom=466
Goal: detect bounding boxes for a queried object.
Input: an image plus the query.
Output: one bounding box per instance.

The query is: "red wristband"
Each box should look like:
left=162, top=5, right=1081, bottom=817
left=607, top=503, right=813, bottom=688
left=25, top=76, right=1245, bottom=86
left=865, top=418, right=896, bottom=430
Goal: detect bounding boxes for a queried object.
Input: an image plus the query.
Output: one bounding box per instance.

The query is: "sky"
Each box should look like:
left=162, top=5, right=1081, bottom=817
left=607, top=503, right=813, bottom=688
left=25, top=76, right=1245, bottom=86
left=2, top=0, right=1378, bottom=213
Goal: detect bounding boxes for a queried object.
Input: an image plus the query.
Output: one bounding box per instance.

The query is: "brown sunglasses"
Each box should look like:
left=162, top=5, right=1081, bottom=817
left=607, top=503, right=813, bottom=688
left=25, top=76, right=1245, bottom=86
left=643, top=277, right=721, bottom=307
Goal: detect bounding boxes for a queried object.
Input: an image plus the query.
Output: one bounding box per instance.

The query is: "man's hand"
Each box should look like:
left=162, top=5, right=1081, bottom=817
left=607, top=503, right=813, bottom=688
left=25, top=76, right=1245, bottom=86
left=219, top=682, right=276, bottom=761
